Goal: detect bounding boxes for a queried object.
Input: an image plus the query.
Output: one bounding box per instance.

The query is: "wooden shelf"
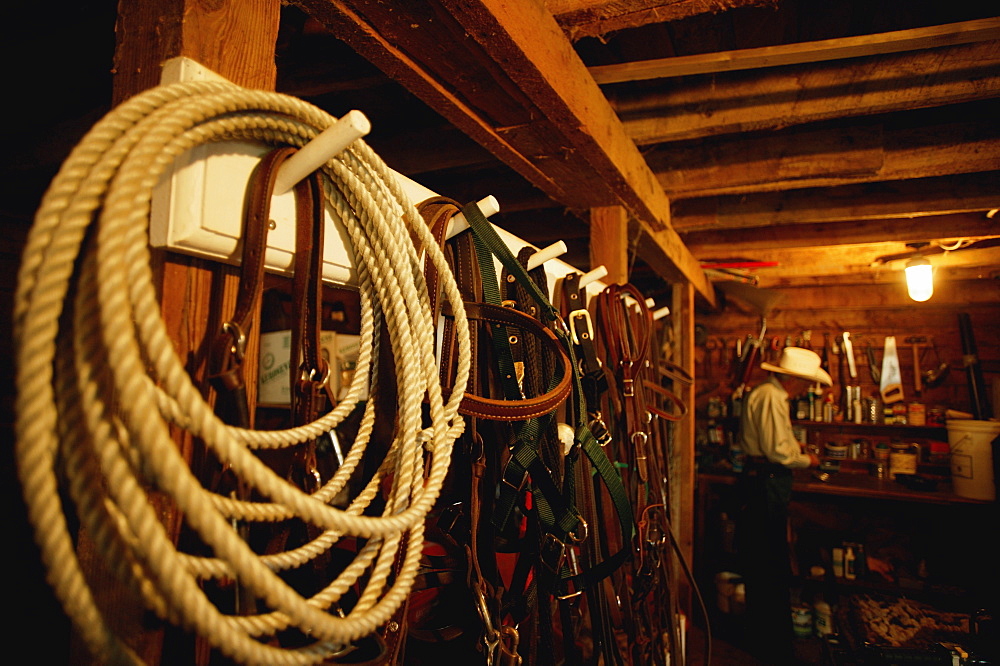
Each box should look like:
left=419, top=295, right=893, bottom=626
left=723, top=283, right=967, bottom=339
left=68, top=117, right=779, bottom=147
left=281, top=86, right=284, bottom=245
left=697, top=469, right=990, bottom=505
left=792, top=420, right=947, bottom=439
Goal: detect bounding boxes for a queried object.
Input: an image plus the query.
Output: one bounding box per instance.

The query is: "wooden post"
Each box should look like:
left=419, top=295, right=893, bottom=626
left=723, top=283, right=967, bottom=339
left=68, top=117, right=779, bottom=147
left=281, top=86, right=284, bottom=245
left=589, top=205, right=630, bottom=285
left=69, top=2, right=283, bottom=663
left=671, top=282, right=696, bottom=629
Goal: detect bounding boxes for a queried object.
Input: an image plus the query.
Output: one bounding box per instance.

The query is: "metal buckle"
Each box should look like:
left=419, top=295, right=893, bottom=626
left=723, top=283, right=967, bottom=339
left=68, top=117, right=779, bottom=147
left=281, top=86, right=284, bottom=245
left=300, top=358, right=332, bottom=388
left=568, top=308, right=593, bottom=346
left=540, top=533, right=567, bottom=575
left=221, top=321, right=247, bottom=362
left=568, top=516, right=588, bottom=544
left=588, top=412, right=613, bottom=447
left=556, top=546, right=584, bottom=602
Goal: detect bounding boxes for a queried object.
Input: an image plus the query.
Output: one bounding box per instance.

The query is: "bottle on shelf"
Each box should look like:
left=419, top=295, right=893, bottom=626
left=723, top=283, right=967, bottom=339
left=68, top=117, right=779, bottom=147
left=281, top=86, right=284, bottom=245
left=814, top=593, right=834, bottom=636
left=844, top=544, right=857, bottom=580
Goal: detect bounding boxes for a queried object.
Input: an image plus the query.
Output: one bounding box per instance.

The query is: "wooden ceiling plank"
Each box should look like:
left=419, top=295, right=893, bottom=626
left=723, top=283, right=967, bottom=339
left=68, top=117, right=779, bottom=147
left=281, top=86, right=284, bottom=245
left=294, top=0, right=714, bottom=301
left=648, top=116, right=1000, bottom=197
left=671, top=172, right=1000, bottom=231
left=613, top=40, right=1000, bottom=144
left=548, top=0, right=777, bottom=41
left=737, top=245, right=1000, bottom=285
left=590, top=18, right=1000, bottom=83
left=682, top=212, right=1000, bottom=254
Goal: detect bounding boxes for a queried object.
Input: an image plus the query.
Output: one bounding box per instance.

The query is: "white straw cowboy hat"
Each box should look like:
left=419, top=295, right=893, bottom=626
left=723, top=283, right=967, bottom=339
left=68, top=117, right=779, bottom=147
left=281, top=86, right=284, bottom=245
left=760, top=346, right=832, bottom=386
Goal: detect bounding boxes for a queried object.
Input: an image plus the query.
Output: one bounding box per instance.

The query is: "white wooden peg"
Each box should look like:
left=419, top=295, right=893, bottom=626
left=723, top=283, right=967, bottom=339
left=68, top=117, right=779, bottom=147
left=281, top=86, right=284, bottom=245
left=653, top=306, right=671, bottom=320
left=273, top=110, right=372, bottom=195
left=526, top=240, right=567, bottom=271
left=645, top=297, right=656, bottom=308
left=578, top=265, right=607, bottom=289
left=446, top=195, right=501, bottom=239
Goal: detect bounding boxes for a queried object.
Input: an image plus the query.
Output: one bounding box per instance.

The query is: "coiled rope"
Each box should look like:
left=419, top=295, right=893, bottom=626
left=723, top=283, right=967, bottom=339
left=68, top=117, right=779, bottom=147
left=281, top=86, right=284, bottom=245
left=13, top=79, right=470, bottom=665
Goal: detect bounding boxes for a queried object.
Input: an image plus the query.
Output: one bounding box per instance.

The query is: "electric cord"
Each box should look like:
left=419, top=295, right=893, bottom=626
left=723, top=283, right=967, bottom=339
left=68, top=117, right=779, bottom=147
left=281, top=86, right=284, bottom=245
left=14, top=79, right=470, bottom=665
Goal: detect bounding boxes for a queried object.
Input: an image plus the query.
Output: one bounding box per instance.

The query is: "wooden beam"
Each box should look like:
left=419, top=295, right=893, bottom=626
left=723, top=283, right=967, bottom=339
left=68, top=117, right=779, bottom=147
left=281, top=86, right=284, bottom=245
left=647, top=112, right=1000, bottom=197
left=294, top=0, right=715, bottom=302
left=114, top=0, right=279, bottom=104
left=589, top=18, right=1000, bottom=84
left=670, top=281, right=696, bottom=621
left=102, top=2, right=282, bottom=664
left=714, top=244, right=1000, bottom=287
left=548, top=0, right=777, bottom=41
left=590, top=206, right=629, bottom=284
left=671, top=172, right=1000, bottom=231
left=611, top=40, right=1000, bottom=144
left=682, top=212, right=1000, bottom=254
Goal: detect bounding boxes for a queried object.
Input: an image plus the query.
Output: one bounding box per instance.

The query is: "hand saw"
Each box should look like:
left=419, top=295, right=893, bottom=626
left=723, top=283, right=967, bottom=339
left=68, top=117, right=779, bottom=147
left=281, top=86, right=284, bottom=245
left=879, top=336, right=904, bottom=404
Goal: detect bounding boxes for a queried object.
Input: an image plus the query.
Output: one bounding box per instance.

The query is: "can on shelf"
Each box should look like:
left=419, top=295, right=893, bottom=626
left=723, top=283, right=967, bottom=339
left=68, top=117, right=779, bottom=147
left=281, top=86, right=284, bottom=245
left=792, top=605, right=813, bottom=638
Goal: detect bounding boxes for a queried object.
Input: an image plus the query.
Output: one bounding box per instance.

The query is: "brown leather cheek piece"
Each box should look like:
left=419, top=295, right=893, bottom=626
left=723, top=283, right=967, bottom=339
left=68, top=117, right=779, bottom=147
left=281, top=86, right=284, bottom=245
left=642, top=378, right=689, bottom=422
left=439, top=301, right=573, bottom=421
left=417, top=199, right=573, bottom=423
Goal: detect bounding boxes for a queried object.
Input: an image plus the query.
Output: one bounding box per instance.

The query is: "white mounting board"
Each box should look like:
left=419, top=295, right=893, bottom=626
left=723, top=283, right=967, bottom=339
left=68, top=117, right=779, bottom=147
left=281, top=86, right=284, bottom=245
left=148, top=57, right=605, bottom=299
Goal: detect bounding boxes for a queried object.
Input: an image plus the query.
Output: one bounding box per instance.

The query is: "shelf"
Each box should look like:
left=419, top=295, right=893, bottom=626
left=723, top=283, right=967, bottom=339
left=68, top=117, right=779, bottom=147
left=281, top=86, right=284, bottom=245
left=697, top=469, right=991, bottom=505
left=792, top=420, right=947, bottom=439
left=800, top=574, right=973, bottom=606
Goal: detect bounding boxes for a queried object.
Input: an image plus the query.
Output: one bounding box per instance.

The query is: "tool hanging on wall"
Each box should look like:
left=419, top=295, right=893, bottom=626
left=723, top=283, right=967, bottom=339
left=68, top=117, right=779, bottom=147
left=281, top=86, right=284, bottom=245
left=866, top=341, right=881, bottom=384
left=958, top=313, right=992, bottom=419
left=922, top=336, right=950, bottom=388
left=820, top=332, right=830, bottom=375
left=880, top=336, right=904, bottom=404
left=842, top=332, right=860, bottom=422
left=905, top=336, right=927, bottom=397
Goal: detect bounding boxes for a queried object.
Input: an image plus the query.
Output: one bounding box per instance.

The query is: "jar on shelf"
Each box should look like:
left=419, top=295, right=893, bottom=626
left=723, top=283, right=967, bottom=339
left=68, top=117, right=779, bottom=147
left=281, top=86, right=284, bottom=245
left=888, top=441, right=918, bottom=479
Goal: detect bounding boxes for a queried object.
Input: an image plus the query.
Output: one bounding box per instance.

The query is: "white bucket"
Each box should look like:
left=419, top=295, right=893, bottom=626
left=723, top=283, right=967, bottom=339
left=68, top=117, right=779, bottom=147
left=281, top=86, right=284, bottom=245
left=947, top=419, right=1000, bottom=501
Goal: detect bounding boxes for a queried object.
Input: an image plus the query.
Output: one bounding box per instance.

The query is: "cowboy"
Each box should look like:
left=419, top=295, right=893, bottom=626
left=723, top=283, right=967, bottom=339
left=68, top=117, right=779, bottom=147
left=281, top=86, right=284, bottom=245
left=736, top=347, right=831, bottom=664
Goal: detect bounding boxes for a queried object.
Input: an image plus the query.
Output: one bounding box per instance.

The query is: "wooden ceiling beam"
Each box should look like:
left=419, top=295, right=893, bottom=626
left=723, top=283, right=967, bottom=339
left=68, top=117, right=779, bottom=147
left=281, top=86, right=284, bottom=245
left=671, top=172, right=1000, bottom=231
left=589, top=18, right=1000, bottom=83
left=682, top=212, right=1000, bottom=254
left=728, top=244, right=1000, bottom=286
left=547, top=0, right=777, bottom=41
left=610, top=40, right=1000, bottom=144
left=646, top=112, right=1000, bottom=197
left=291, top=0, right=714, bottom=302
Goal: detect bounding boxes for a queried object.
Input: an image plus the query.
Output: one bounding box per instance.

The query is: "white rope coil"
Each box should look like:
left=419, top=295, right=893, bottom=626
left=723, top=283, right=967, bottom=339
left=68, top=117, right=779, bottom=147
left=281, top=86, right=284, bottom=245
left=14, top=79, right=471, bottom=665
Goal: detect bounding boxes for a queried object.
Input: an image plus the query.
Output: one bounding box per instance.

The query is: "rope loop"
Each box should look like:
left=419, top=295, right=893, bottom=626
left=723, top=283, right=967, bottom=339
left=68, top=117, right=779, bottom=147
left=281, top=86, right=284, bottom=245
left=14, top=78, right=470, bottom=665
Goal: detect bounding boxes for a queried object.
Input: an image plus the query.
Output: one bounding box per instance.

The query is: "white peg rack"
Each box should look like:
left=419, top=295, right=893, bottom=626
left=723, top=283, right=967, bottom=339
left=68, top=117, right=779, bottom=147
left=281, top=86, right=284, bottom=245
left=149, top=57, right=624, bottom=306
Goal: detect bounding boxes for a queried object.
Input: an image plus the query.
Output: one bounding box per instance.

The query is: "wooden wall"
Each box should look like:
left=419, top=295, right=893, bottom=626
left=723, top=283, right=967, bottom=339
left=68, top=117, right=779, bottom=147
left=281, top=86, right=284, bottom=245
left=693, top=277, right=1000, bottom=420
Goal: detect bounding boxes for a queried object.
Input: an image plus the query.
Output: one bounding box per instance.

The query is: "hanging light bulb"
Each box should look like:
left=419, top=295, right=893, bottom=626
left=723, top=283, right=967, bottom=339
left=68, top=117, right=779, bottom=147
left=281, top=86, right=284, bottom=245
left=904, top=256, right=933, bottom=302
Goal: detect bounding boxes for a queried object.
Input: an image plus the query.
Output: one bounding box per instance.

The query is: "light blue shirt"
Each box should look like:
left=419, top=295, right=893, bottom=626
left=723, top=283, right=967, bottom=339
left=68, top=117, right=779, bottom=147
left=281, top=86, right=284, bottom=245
left=739, top=375, right=812, bottom=468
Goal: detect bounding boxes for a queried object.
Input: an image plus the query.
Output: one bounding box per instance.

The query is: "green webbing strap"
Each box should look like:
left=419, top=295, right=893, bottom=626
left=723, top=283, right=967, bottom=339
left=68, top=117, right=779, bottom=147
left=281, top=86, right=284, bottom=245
left=461, top=203, right=558, bottom=324
left=461, top=202, right=636, bottom=592
left=462, top=204, right=575, bottom=540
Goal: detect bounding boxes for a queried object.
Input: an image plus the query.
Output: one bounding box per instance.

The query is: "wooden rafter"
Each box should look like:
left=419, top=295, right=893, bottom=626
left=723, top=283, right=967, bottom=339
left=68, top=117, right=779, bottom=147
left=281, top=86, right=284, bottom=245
left=292, top=0, right=714, bottom=301
left=611, top=40, right=1000, bottom=145
left=547, top=0, right=778, bottom=41
left=589, top=18, right=1000, bottom=83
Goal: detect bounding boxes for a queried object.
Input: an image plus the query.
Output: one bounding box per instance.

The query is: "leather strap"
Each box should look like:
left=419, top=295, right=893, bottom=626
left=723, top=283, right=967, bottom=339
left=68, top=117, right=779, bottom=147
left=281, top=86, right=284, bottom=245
left=289, top=167, right=329, bottom=429
left=209, top=146, right=298, bottom=426
left=417, top=198, right=573, bottom=421
left=459, top=203, right=635, bottom=598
